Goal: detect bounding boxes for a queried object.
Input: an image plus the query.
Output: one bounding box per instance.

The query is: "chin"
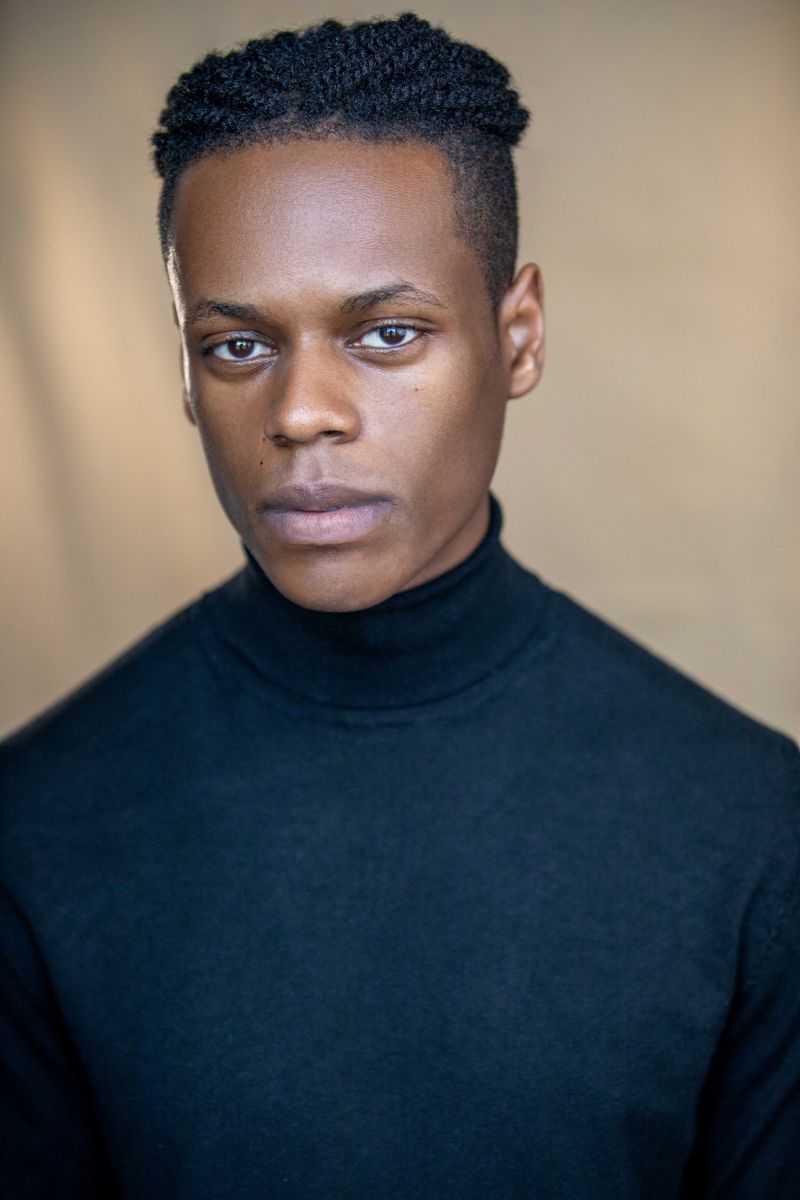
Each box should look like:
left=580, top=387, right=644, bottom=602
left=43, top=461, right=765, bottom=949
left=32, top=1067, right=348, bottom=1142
left=265, top=555, right=401, bottom=613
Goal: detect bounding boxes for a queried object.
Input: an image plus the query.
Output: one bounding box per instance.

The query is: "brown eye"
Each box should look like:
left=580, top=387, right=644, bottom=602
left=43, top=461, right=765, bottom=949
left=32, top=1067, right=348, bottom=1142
left=208, top=337, right=272, bottom=363
left=379, top=326, right=408, bottom=345
left=358, top=324, right=421, bottom=350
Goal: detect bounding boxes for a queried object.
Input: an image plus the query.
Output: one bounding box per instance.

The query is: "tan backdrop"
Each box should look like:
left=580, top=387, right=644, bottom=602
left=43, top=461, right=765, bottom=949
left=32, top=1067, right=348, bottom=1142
left=1, top=0, right=798, bottom=738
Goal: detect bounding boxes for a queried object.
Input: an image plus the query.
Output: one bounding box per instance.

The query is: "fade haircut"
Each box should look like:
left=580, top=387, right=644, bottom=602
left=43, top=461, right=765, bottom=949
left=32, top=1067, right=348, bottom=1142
left=151, top=13, right=530, bottom=310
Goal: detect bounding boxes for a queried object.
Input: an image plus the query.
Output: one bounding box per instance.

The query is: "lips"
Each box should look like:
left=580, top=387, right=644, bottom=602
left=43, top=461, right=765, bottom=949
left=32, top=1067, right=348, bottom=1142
left=260, top=480, right=393, bottom=546
left=263, top=480, right=389, bottom=512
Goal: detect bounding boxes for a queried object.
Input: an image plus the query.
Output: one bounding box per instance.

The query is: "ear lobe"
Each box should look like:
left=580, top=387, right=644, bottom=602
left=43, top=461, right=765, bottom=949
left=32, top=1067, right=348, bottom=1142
left=179, top=345, right=197, bottom=426
left=176, top=340, right=196, bottom=424
left=500, top=263, right=545, bottom=400
left=182, top=387, right=197, bottom=427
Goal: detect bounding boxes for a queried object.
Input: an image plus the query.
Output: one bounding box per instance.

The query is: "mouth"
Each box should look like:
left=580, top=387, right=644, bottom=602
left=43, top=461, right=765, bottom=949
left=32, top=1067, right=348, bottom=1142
left=260, top=481, right=393, bottom=546
left=262, top=501, right=392, bottom=545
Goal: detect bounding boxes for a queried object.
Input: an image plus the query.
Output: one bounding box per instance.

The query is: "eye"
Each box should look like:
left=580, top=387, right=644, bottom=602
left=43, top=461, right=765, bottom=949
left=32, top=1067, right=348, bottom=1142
left=357, top=324, right=423, bottom=350
left=205, top=337, right=272, bottom=362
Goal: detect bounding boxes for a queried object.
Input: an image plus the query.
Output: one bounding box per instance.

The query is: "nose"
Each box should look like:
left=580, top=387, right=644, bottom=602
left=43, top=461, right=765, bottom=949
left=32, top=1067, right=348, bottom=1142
left=263, top=342, right=361, bottom=448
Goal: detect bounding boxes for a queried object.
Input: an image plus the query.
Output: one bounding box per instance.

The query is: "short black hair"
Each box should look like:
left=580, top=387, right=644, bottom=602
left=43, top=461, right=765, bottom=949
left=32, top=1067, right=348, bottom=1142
left=151, top=13, right=529, bottom=309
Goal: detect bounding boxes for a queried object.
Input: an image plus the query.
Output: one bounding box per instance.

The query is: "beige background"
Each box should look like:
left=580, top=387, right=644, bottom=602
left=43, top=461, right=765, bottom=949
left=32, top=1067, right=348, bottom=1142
left=1, top=0, right=798, bottom=738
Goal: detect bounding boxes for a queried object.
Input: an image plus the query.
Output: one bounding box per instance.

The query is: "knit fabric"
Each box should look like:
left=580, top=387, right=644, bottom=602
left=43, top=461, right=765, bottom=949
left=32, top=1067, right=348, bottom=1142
left=2, top=492, right=799, bottom=1198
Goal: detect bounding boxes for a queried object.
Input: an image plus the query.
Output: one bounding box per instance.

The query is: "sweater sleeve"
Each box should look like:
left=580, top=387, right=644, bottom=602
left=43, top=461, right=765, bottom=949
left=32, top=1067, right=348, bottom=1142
left=681, top=747, right=800, bottom=1198
left=0, top=883, right=117, bottom=1198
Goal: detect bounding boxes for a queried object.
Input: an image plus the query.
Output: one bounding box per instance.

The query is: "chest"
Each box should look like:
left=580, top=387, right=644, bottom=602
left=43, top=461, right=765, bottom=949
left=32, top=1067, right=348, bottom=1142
left=50, top=728, right=733, bottom=1196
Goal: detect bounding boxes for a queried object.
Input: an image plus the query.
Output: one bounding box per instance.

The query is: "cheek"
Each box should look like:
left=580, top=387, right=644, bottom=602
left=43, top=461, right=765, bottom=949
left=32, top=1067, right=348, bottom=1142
left=189, top=367, right=260, bottom=455
left=190, top=396, right=264, bottom=526
left=388, top=352, right=505, bottom=477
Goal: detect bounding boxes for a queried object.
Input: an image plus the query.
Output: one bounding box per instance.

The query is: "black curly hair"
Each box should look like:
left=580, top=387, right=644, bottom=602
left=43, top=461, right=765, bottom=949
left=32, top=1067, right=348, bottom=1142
left=151, top=13, right=529, bottom=308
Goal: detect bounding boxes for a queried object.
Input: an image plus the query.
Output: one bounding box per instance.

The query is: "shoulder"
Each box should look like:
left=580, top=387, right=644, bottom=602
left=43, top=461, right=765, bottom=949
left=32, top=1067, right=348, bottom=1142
left=546, top=582, right=798, bottom=759
left=537, top=582, right=800, bottom=969
left=538, top=580, right=800, bottom=848
left=0, top=573, right=240, bottom=801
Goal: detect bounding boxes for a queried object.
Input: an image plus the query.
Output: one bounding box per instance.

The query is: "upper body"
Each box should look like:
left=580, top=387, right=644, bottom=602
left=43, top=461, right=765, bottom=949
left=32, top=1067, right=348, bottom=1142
left=2, top=495, right=799, bottom=1198
left=2, top=13, right=798, bottom=1198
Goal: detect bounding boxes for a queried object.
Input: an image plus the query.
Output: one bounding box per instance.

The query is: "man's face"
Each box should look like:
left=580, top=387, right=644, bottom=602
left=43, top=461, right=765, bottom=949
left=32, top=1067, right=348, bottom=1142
left=168, top=138, right=542, bottom=611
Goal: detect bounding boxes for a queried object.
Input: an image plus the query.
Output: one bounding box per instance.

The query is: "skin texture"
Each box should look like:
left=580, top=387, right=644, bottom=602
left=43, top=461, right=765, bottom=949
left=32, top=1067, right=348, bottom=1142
left=167, top=139, right=544, bottom=611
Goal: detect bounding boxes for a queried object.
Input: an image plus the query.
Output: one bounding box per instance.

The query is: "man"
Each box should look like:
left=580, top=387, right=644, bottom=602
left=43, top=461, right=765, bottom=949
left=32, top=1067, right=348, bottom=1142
left=1, top=13, right=798, bottom=1198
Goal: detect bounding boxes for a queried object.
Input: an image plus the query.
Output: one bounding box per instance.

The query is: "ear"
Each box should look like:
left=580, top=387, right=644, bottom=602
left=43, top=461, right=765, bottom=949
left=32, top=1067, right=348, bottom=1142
left=179, top=343, right=197, bottom=427
left=182, top=386, right=197, bottom=427
left=498, top=263, right=545, bottom=399
left=171, top=302, right=197, bottom=426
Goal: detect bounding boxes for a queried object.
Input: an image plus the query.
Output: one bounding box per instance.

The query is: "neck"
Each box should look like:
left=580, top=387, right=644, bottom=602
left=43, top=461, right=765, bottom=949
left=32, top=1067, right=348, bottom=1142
left=206, top=491, right=548, bottom=712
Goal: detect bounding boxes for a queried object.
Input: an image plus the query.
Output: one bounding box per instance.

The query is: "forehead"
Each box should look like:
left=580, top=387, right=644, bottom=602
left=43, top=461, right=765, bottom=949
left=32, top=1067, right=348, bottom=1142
left=168, top=138, right=481, bottom=306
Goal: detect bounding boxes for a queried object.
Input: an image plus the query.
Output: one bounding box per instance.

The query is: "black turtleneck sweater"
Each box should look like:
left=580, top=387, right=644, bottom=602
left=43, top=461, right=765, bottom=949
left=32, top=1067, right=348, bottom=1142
left=2, top=494, right=799, bottom=1199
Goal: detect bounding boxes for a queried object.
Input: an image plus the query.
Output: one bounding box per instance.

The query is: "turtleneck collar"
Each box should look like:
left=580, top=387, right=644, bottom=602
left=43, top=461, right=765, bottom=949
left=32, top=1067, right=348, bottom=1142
left=203, top=491, right=549, bottom=713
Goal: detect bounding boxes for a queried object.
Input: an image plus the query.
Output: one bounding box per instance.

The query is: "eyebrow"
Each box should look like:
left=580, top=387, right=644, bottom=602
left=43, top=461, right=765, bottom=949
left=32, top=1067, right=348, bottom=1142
left=338, top=282, right=445, bottom=313
left=187, top=300, right=263, bottom=325
left=187, top=282, right=445, bottom=326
